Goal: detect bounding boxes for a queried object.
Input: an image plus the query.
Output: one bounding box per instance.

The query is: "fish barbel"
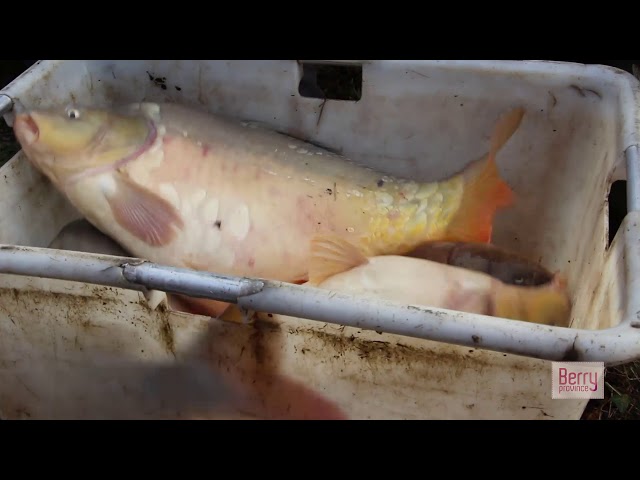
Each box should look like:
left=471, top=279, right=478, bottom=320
left=304, top=235, right=572, bottom=327
left=13, top=102, right=524, bottom=319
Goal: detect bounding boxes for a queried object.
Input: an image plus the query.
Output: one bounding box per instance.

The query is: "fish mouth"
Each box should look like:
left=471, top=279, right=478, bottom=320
left=13, top=113, right=39, bottom=146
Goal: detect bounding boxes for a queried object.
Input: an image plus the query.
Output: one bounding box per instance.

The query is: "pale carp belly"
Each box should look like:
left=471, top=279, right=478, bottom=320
left=318, top=255, right=495, bottom=315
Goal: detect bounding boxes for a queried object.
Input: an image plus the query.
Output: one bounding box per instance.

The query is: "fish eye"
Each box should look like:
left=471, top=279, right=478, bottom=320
left=66, top=108, right=81, bottom=120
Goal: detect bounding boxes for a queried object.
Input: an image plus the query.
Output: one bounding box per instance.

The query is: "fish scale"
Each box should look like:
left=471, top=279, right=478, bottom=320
left=363, top=176, right=464, bottom=255
left=12, top=102, right=525, bottom=319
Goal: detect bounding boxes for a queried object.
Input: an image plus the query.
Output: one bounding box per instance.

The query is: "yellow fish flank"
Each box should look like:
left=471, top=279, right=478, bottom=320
left=13, top=102, right=524, bottom=319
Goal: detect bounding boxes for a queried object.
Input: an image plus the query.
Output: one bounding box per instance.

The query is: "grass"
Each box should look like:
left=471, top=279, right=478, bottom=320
left=582, top=362, right=640, bottom=420
left=584, top=177, right=640, bottom=420
left=1, top=60, right=639, bottom=420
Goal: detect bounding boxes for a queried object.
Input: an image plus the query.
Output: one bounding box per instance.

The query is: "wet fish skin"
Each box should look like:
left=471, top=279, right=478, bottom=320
left=306, top=235, right=572, bottom=327
left=13, top=102, right=524, bottom=319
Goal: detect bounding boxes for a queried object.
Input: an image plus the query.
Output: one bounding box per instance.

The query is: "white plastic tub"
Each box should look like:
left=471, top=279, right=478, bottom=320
left=1, top=60, right=639, bottom=420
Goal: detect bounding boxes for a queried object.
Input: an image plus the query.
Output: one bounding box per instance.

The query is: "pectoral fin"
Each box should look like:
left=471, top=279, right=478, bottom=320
left=105, top=175, right=184, bottom=247
left=308, top=234, right=369, bottom=285
left=169, top=295, right=232, bottom=318
left=166, top=295, right=255, bottom=324
left=218, top=305, right=256, bottom=324
left=142, top=289, right=169, bottom=310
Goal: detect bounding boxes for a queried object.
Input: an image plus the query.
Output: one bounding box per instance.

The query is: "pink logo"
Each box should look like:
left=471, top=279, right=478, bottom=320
left=552, top=362, right=604, bottom=399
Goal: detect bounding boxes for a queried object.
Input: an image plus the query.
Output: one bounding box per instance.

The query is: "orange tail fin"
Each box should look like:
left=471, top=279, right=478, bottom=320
left=444, top=107, right=525, bottom=243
